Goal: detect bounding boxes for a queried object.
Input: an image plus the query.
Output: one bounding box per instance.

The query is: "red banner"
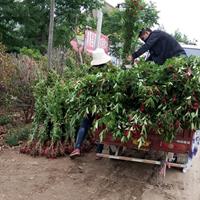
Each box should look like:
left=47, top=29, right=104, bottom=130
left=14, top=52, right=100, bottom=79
left=84, top=30, right=109, bottom=54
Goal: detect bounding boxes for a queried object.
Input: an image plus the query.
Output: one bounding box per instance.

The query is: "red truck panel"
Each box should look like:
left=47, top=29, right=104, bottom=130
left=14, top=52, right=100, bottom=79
left=95, top=129, right=194, bottom=154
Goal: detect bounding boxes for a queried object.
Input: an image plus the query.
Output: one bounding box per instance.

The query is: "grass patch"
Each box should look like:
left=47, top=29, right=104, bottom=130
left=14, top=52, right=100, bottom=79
left=5, top=125, right=32, bottom=146
left=0, top=115, right=12, bottom=125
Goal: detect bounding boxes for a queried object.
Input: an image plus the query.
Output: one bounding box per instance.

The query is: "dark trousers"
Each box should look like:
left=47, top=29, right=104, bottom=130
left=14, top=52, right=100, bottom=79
left=75, top=117, right=104, bottom=153
left=75, top=127, right=87, bottom=149
left=75, top=116, right=93, bottom=149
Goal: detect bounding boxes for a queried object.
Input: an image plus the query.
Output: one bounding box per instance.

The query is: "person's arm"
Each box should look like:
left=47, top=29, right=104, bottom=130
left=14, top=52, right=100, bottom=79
left=132, top=44, right=149, bottom=59
left=132, top=32, right=160, bottom=59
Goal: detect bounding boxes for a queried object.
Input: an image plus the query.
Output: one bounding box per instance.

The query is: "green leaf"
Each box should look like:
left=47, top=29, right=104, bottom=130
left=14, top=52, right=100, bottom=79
left=92, top=105, right=97, bottom=115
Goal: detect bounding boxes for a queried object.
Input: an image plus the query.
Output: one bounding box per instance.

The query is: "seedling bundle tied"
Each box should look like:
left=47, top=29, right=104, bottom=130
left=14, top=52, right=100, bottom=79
left=21, top=57, right=200, bottom=157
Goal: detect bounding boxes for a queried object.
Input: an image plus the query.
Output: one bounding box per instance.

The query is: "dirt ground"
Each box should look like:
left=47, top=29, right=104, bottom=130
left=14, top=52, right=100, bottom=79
left=0, top=147, right=200, bottom=200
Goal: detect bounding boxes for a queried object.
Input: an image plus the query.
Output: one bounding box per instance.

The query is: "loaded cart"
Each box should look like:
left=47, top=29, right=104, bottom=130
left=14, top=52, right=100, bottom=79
left=95, top=128, right=200, bottom=176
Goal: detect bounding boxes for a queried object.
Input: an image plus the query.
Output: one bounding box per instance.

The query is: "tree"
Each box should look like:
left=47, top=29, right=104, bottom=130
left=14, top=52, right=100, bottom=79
left=48, top=0, right=55, bottom=69
left=102, top=11, right=123, bottom=58
left=0, top=0, right=101, bottom=52
left=102, top=0, right=158, bottom=60
left=0, top=0, right=50, bottom=52
left=122, top=0, right=158, bottom=59
left=173, top=29, right=197, bottom=45
left=0, top=0, right=23, bottom=52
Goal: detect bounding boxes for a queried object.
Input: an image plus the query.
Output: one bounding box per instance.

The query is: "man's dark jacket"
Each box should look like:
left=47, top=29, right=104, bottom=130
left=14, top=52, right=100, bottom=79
left=132, top=30, right=186, bottom=65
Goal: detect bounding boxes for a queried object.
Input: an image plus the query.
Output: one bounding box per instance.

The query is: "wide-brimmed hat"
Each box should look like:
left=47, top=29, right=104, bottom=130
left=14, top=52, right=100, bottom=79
left=91, top=48, right=111, bottom=66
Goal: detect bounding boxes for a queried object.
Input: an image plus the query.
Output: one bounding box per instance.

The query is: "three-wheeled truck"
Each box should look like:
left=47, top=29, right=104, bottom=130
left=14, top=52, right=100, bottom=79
left=95, top=128, right=200, bottom=176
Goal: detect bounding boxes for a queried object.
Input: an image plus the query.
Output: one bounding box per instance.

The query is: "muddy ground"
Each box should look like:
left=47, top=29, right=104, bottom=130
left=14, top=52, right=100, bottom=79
left=0, top=147, right=200, bottom=200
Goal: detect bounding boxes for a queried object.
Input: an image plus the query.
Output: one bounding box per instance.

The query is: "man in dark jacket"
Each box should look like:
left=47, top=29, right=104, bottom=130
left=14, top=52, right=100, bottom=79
left=131, top=28, right=186, bottom=65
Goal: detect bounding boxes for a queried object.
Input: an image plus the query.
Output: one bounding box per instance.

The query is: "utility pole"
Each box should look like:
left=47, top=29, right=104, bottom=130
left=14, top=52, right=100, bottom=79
left=47, top=0, right=55, bottom=69
left=95, top=1, right=103, bottom=49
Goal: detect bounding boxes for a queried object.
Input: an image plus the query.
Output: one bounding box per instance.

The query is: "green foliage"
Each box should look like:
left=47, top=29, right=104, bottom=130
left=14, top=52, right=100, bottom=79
left=64, top=48, right=92, bottom=71
left=102, top=0, right=158, bottom=60
left=66, top=57, right=200, bottom=146
left=0, top=115, right=12, bottom=125
left=6, top=56, right=40, bottom=123
left=31, top=57, right=200, bottom=149
left=30, top=64, right=110, bottom=147
left=0, top=43, right=16, bottom=106
left=20, top=47, right=42, bottom=60
left=0, top=0, right=51, bottom=52
left=0, top=0, right=23, bottom=52
left=31, top=70, right=69, bottom=144
left=0, top=43, right=16, bottom=80
left=102, top=11, right=123, bottom=58
left=122, top=0, right=158, bottom=59
left=172, top=29, right=197, bottom=45
left=5, top=125, right=32, bottom=146
left=0, top=0, right=101, bottom=52
left=0, top=43, right=43, bottom=122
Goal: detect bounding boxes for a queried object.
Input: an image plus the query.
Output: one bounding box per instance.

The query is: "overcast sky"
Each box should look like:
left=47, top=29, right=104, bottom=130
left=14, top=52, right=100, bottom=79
left=105, top=0, right=200, bottom=45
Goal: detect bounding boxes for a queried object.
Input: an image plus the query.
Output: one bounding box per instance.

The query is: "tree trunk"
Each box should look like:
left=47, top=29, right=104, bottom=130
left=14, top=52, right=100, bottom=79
left=47, top=0, right=55, bottom=69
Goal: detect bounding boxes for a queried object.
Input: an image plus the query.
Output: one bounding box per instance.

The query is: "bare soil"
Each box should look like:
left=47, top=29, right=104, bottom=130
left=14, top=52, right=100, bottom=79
left=0, top=147, right=200, bottom=200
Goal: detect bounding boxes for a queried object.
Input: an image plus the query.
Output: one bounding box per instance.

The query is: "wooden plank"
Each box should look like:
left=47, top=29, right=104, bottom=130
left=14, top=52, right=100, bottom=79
left=96, top=153, right=187, bottom=169
left=96, top=153, right=161, bottom=165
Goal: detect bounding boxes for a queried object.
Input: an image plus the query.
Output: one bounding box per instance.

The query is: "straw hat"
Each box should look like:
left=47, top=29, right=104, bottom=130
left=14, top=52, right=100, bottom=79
left=91, top=48, right=111, bottom=66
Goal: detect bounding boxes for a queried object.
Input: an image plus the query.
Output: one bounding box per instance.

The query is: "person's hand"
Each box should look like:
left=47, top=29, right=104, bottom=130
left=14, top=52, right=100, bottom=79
left=127, top=55, right=134, bottom=63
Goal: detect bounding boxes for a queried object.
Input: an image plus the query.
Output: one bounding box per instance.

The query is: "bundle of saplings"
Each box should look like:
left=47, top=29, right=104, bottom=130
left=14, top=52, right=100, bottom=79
left=20, top=68, right=95, bottom=158
left=68, top=56, right=200, bottom=148
left=21, top=56, right=200, bottom=157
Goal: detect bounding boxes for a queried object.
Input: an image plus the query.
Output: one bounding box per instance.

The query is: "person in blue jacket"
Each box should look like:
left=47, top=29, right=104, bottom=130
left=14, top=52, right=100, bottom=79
left=131, top=28, right=186, bottom=65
